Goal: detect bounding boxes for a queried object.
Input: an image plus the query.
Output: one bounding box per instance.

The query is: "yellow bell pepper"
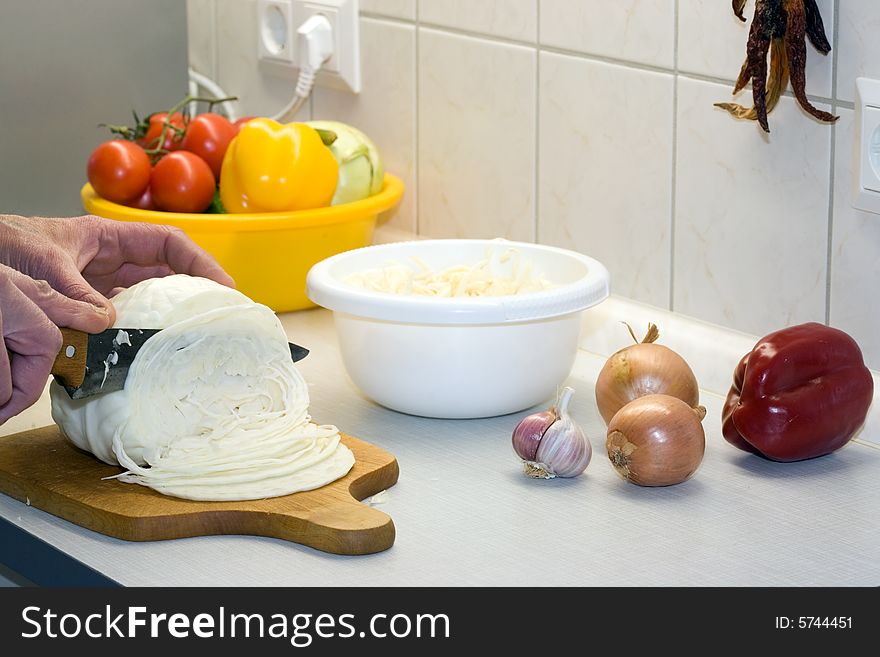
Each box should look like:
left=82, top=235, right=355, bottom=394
left=219, top=118, right=339, bottom=213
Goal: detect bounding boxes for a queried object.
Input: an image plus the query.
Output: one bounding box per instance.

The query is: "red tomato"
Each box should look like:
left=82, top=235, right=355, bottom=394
left=87, top=140, right=151, bottom=204
left=150, top=151, right=215, bottom=213
left=124, top=186, right=155, bottom=210
left=232, top=116, right=256, bottom=135
left=180, top=113, right=236, bottom=180
left=137, top=111, right=186, bottom=152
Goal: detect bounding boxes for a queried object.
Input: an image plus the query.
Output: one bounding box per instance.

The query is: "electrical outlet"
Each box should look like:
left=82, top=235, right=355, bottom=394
left=854, top=77, right=880, bottom=214
left=257, top=0, right=296, bottom=65
left=296, top=0, right=360, bottom=93
left=257, top=0, right=360, bottom=93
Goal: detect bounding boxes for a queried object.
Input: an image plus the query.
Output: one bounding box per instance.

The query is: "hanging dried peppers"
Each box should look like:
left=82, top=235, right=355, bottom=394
left=715, top=0, right=838, bottom=132
left=803, top=0, right=831, bottom=53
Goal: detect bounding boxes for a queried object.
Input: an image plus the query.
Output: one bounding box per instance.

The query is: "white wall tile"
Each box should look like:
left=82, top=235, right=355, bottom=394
left=540, top=0, right=674, bottom=69
left=360, top=0, right=415, bottom=21
left=419, top=0, right=536, bottom=42
left=837, top=0, right=880, bottom=103
left=538, top=53, right=674, bottom=308
left=679, top=0, right=833, bottom=99
left=188, top=0, right=880, bottom=358
left=830, top=109, right=880, bottom=369
left=674, top=76, right=830, bottom=336
left=187, top=0, right=216, bottom=78
left=215, top=0, right=309, bottom=120
left=313, top=18, right=416, bottom=234
left=418, top=29, right=536, bottom=240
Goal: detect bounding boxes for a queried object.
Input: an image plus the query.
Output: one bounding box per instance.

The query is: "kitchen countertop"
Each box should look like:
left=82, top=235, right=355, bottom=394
left=1, top=305, right=879, bottom=586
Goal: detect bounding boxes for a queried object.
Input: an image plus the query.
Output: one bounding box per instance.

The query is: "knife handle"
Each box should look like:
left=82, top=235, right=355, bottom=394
left=51, top=328, right=89, bottom=389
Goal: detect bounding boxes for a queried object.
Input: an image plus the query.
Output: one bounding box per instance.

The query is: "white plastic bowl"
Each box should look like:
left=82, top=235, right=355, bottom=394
left=306, top=239, right=610, bottom=418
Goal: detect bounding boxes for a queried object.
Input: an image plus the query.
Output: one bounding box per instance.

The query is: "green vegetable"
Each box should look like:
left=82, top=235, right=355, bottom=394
left=306, top=120, right=384, bottom=205
left=206, top=187, right=226, bottom=214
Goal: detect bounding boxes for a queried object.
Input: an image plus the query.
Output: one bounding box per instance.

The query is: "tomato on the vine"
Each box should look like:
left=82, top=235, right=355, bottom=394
left=150, top=151, right=215, bottom=213
left=180, top=112, right=236, bottom=180
left=137, top=111, right=187, bottom=152
left=124, top=186, right=155, bottom=211
left=87, top=140, right=151, bottom=204
left=232, top=116, right=256, bottom=135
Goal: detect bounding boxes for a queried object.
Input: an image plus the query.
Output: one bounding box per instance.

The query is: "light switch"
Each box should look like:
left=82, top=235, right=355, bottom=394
left=854, top=78, right=880, bottom=214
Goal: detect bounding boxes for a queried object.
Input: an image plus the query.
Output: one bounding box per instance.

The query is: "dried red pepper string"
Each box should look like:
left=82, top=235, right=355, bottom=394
left=784, top=0, right=838, bottom=125
left=717, top=38, right=788, bottom=126
left=748, top=1, right=774, bottom=131
left=803, top=0, right=831, bottom=54
left=717, top=0, right=837, bottom=132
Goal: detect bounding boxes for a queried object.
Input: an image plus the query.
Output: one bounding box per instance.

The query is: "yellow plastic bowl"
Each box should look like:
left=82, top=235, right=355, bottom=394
left=81, top=173, right=404, bottom=312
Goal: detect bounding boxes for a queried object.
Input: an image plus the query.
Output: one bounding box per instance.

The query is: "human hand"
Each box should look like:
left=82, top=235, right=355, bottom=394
left=0, top=214, right=234, bottom=326
left=0, top=263, right=111, bottom=424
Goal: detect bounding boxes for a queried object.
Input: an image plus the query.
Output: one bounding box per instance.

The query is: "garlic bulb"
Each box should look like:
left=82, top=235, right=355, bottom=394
left=511, top=387, right=591, bottom=479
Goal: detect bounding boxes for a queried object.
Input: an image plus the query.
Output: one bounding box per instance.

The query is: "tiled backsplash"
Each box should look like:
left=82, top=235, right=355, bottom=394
left=188, top=0, right=880, bottom=369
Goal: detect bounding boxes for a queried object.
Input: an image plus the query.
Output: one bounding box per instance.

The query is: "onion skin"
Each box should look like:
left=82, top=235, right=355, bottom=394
left=606, top=394, right=705, bottom=487
left=596, top=342, right=700, bottom=425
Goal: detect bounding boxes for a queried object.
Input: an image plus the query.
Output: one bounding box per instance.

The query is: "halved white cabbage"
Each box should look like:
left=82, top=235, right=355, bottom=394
left=49, top=274, right=354, bottom=501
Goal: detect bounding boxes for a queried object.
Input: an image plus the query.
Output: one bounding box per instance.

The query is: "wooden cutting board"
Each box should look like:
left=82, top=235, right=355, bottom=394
left=0, top=425, right=399, bottom=556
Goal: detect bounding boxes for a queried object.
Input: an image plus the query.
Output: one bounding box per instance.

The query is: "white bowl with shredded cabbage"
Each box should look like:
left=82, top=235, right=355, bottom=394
left=306, top=239, right=609, bottom=418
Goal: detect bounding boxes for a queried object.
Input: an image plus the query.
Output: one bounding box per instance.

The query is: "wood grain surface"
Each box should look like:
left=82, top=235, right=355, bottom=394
left=50, top=328, right=89, bottom=388
left=0, top=425, right=399, bottom=555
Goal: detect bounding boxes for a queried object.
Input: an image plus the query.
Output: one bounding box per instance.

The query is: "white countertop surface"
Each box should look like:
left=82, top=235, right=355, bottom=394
left=1, top=305, right=879, bottom=587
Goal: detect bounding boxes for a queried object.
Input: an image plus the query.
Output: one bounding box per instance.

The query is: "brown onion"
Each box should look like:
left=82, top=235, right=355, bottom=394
left=606, top=394, right=706, bottom=487
left=595, top=323, right=700, bottom=425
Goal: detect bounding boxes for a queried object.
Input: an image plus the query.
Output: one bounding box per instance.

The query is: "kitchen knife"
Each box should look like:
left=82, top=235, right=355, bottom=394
left=50, top=327, right=310, bottom=400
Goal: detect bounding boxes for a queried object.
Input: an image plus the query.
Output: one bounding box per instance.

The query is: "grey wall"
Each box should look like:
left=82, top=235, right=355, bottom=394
left=0, top=0, right=189, bottom=216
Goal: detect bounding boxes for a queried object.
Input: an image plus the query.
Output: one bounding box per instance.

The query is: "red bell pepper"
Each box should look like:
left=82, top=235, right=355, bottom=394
left=722, top=322, right=873, bottom=462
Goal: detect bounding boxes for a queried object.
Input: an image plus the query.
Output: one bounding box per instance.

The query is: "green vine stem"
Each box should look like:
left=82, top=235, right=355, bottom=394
left=99, top=94, right=239, bottom=162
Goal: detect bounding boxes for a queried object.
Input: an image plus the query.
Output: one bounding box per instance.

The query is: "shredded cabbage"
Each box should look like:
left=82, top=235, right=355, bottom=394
left=49, top=275, right=354, bottom=501
left=344, top=248, right=554, bottom=297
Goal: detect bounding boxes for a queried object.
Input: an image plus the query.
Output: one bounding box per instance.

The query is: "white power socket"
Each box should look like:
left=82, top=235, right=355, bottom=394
left=257, top=0, right=296, bottom=64
left=854, top=78, right=880, bottom=214
left=257, top=0, right=360, bottom=94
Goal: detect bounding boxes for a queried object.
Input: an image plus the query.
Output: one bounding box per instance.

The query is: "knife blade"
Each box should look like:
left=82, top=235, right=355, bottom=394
left=51, top=327, right=310, bottom=400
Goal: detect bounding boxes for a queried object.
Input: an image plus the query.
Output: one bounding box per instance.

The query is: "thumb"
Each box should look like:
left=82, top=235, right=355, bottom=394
left=7, top=267, right=113, bottom=333
left=47, top=264, right=117, bottom=328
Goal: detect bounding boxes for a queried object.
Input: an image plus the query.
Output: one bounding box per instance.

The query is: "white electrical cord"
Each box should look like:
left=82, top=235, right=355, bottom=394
left=272, top=13, right=334, bottom=123
left=185, top=14, right=332, bottom=125
left=187, top=67, right=238, bottom=121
